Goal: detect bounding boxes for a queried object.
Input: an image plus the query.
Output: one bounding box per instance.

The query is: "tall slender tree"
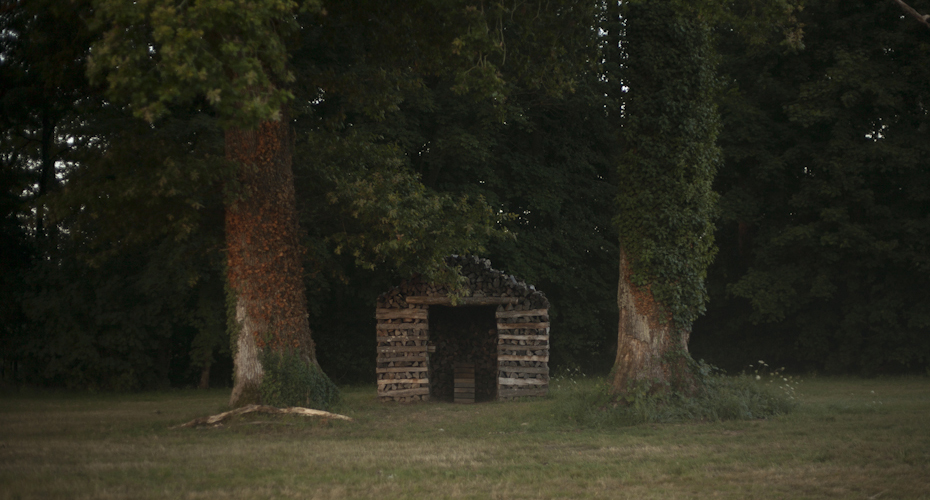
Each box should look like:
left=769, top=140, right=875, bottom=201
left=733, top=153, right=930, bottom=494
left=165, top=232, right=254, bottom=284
left=604, top=0, right=805, bottom=394
left=608, top=1, right=721, bottom=393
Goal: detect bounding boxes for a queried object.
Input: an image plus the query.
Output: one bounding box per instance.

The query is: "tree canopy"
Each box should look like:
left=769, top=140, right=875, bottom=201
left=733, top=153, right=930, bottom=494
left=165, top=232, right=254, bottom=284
left=2, top=0, right=928, bottom=392
left=693, top=0, right=930, bottom=374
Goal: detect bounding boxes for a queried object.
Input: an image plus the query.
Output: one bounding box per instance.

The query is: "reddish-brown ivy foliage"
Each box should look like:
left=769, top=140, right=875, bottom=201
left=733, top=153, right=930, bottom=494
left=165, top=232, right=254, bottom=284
left=225, top=119, right=316, bottom=361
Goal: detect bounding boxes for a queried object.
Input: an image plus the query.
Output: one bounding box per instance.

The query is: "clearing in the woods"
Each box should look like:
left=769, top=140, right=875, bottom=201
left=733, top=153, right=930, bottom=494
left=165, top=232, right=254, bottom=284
left=1, top=377, right=928, bottom=499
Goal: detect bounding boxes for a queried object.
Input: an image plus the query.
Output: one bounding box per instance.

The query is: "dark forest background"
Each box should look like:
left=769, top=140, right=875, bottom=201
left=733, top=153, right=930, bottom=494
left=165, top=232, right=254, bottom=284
left=2, top=0, right=928, bottom=390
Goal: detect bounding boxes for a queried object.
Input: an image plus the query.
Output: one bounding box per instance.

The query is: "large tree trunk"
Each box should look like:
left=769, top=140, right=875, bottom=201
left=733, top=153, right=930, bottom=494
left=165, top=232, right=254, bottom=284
left=225, top=118, right=316, bottom=408
left=608, top=2, right=717, bottom=396
left=610, top=248, right=691, bottom=394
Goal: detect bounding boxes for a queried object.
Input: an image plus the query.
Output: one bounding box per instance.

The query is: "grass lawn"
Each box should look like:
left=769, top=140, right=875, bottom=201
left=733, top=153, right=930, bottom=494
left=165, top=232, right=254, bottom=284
left=1, top=376, right=928, bottom=499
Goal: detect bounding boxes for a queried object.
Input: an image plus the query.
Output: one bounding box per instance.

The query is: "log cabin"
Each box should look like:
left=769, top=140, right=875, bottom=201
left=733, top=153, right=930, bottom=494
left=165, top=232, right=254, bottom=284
left=376, top=256, right=550, bottom=403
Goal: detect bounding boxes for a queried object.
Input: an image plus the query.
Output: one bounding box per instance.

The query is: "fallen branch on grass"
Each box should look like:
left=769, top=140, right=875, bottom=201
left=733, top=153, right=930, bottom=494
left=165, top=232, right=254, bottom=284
left=172, top=404, right=354, bottom=429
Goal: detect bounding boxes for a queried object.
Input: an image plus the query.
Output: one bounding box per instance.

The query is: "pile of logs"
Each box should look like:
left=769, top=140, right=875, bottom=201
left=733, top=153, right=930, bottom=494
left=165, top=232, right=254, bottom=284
left=496, top=305, right=549, bottom=400
left=375, top=255, right=549, bottom=403
left=375, top=305, right=431, bottom=403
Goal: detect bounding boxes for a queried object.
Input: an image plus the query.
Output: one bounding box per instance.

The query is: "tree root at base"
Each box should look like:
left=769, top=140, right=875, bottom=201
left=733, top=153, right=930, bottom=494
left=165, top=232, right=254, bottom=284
left=172, top=404, right=354, bottom=428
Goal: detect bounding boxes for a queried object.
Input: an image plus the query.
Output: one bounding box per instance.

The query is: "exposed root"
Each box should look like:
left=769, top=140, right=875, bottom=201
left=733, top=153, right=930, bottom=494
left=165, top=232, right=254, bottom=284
left=172, top=404, right=353, bottom=429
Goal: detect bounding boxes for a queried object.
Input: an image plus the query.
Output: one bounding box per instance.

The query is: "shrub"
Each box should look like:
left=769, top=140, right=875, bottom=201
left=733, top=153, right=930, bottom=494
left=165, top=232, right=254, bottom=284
left=552, top=361, right=797, bottom=428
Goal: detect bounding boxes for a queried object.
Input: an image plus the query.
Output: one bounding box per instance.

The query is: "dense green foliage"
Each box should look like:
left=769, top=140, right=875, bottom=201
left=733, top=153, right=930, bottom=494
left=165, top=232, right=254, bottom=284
left=88, top=0, right=323, bottom=126
left=614, top=1, right=721, bottom=331
left=289, top=1, right=619, bottom=376
left=292, top=130, right=506, bottom=380
left=2, top=0, right=928, bottom=392
left=14, top=240, right=216, bottom=390
left=5, top=112, right=232, bottom=389
left=1, top=0, right=230, bottom=389
left=259, top=348, right=339, bottom=409
left=3, top=0, right=613, bottom=388
left=357, top=84, right=620, bottom=370
left=693, top=0, right=930, bottom=374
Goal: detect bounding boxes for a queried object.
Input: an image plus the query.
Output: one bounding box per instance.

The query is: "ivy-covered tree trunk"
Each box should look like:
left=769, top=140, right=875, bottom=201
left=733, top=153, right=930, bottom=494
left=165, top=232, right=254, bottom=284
left=610, top=2, right=720, bottom=394
left=610, top=249, right=689, bottom=391
left=225, top=119, right=317, bottom=407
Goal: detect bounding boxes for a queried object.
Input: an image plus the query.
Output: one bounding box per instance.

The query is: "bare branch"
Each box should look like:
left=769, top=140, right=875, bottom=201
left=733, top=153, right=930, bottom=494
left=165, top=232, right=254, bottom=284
left=889, top=0, right=930, bottom=30
left=171, top=404, right=354, bottom=429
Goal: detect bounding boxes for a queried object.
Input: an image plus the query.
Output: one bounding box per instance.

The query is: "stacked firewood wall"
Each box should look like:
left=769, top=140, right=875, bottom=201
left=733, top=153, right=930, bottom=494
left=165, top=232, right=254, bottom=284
left=376, top=255, right=550, bottom=403
left=375, top=302, right=431, bottom=403
left=496, top=295, right=550, bottom=400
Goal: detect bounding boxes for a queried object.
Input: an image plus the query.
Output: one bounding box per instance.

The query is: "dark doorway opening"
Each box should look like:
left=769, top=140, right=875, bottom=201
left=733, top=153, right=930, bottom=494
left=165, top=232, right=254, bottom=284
left=429, top=305, right=498, bottom=402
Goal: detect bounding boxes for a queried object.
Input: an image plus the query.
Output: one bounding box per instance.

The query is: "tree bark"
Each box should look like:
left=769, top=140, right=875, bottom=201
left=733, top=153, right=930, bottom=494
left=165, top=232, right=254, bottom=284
left=225, top=118, right=317, bottom=408
left=609, top=2, right=715, bottom=397
left=610, top=248, right=691, bottom=394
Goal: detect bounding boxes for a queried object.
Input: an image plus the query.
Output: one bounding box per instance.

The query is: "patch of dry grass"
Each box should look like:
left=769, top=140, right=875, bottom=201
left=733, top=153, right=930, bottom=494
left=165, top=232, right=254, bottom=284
left=1, top=377, right=929, bottom=499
